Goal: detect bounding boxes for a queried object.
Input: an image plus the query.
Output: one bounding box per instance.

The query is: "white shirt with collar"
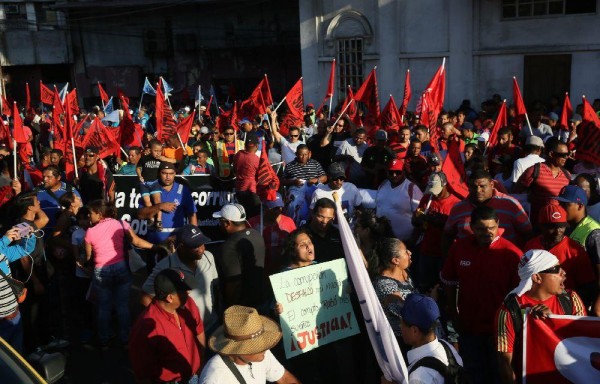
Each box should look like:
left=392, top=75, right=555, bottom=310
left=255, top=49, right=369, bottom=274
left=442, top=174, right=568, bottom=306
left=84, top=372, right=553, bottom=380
left=510, top=154, right=545, bottom=183
left=407, top=339, right=463, bottom=384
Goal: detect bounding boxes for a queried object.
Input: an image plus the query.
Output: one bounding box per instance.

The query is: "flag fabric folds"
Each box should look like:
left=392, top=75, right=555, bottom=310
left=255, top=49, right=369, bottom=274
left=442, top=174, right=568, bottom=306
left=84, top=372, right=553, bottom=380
left=582, top=96, right=600, bottom=126
left=523, top=314, right=600, bottom=384
left=239, top=76, right=272, bottom=121
left=155, top=79, right=178, bottom=142
left=559, top=93, right=572, bottom=130
left=487, top=100, right=508, bottom=148
left=13, top=102, right=28, bottom=144
left=162, top=78, right=173, bottom=99
left=353, top=68, right=381, bottom=134
left=256, top=140, right=279, bottom=201
left=98, top=82, right=109, bottom=105
left=40, top=81, right=54, bottom=105
left=380, top=95, right=403, bottom=132
left=81, top=118, right=120, bottom=159
left=278, top=78, right=304, bottom=137
left=1, top=97, right=11, bottom=117
left=442, top=140, right=469, bottom=199
left=399, top=69, right=411, bottom=118
left=104, top=97, right=114, bottom=114
left=417, top=60, right=446, bottom=130
left=512, top=77, right=528, bottom=118
left=176, top=111, right=196, bottom=145
left=341, top=86, right=358, bottom=121
left=335, top=197, right=409, bottom=384
left=143, top=77, right=156, bottom=96
left=25, top=83, right=32, bottom=114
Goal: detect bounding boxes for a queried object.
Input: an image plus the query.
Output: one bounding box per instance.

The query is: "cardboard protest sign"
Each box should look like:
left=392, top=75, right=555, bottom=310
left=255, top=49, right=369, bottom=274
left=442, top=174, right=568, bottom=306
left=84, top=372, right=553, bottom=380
left=269, top=259, right=360, bottom=358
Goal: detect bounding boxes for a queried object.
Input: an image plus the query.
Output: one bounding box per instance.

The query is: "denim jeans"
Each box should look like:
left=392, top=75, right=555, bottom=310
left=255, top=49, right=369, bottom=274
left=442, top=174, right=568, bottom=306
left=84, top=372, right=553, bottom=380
left=0, top=311, right=23, bottom=353
left=93, top=261, right=132, bottom=344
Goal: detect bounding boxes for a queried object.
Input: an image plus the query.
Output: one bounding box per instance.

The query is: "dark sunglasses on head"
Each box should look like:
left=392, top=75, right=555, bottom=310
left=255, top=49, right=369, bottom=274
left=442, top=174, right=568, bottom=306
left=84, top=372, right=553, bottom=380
left=553, top=152, right=569, bottom=158
left=539, top=265, right=562, bottom=274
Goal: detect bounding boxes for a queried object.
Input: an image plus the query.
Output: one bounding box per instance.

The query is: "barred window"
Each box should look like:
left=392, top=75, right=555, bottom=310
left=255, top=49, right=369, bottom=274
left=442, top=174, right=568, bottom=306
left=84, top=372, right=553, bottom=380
left=337, top=38, right=363, bottom=99
left=502, top=0, right=596, bottom=19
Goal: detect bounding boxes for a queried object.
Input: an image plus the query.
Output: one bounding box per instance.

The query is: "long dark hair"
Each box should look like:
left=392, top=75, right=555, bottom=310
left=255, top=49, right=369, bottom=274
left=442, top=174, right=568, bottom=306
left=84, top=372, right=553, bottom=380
left=355, top=210, right=393, bottom=275
left=87, top=199, right=117, bottom=219
left=282, top=228, right=313, bottom=267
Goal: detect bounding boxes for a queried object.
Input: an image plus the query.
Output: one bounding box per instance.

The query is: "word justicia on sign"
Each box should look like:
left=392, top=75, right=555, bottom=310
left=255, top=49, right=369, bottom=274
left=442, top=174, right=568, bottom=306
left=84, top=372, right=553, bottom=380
left=289, top=312, right=354, bottom=351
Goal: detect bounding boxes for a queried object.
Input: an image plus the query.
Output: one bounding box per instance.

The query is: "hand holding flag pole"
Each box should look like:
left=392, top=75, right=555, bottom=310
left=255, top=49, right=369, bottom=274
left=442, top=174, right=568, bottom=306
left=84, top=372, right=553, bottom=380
left=333, top=99, right=355, bottom=126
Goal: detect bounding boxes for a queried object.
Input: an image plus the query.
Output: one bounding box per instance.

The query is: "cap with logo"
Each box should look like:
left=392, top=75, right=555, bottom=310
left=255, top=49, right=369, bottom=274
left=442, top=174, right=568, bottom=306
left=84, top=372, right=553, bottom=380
left=388, top=159, right=404, bottom=172
left=538, top=204, right=568, bottom=226
left=426, top=152, right=442, bottom=166
left=553, top=185, right=588, bottom=206
left=425, top=171, right=448, bottom=195
left=154, top=268, right=193, bottom=300
left=158, top=161, right=176, bottom=171
left=264, top=193, right=284, bottom=209
left=212, top=203, right=247, bottom=222
left=178, top=224, right=211, bottom=248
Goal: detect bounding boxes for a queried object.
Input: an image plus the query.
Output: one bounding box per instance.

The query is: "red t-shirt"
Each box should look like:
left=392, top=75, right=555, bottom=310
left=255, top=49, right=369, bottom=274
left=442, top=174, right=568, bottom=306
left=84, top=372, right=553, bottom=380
left=248, top=214, right=297, bottom=275
left=233, top=150, right=259, bottom=193
left=517, top=163, right=570, bottom=221
left=495, top=291, right=586, bottom=382
left=418, top=193, right=460, bottom=257
left=523, top=236, right=596, bottom=291
left=129, top=297, right=204, bottom=382
left=441, top=234, right=522, bottom=335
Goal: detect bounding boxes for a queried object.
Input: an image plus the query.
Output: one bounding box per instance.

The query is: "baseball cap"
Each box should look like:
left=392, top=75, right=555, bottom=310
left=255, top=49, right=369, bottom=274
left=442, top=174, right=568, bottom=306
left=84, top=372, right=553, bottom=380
left=245, top=133, right=259, bottom=145
left=212, top=203, right=247, bottom=221
left=264, top=193, right=284, bottom=209
left=461, top=122, right=475, bottom=131
left=154, top=269, right=192, bottom=299
left=570, top=114, right=582, bottom=123
left=85, top=147, right=100, bottom=155
left=525, top=135, right=544, bottom=147
left=538, top=204, right=568, bottom=226
left=327, top=162, right=346, bottom=180
left=158, top=161, right=176, bottom=171
left=388, top=159, right=404, bottom=171
left=477, top=131, right=490, bottom=143
left=426, top=152, right=442, bottom=166
left=238, top=118, right=251, bottom=125
left=554, top=185, right=588, bottom=206
left=548, top=112, right=559, bottom=121
left=178, top=224, right=211, bottom=248
left=306, top=104, right=315, bottom=110
left=400, top=293, right=440, bottom=331
left=425, top=172, right=447, bottom=195
left=375, top=130, right=388, bottom=141
left=200, top=126, right=210, bottom=134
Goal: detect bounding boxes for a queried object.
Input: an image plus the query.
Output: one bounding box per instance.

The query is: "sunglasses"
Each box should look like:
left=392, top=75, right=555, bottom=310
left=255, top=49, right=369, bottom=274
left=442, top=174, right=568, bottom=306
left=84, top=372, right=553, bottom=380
left=86, top=154, right=97, bottom=158
left=553, top=152, right=569, bottom=158
left=290, top=135, right=299, bottom=138
left=539, top=265, right=562, bottom=274
left=224, top=132, right=234, bottom=136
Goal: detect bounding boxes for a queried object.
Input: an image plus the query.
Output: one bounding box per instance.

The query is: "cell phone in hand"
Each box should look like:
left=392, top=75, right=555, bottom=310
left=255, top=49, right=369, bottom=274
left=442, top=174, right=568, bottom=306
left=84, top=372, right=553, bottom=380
left=14, top=223, right=34, bottom=238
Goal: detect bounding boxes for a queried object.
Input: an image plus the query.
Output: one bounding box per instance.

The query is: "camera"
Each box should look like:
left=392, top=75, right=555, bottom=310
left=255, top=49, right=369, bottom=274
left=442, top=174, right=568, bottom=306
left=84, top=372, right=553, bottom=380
left=14, top=223, right=34, bottom=238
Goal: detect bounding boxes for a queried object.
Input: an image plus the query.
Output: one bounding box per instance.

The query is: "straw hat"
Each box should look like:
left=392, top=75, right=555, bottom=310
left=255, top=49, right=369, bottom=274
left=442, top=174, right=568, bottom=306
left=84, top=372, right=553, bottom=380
left=209, top=306, right=282, bottom=355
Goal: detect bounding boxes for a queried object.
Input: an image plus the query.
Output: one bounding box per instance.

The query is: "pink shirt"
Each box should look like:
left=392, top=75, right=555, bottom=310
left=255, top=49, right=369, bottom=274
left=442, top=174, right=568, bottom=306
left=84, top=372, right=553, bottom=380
left=85, top=218, right=130, bottom=268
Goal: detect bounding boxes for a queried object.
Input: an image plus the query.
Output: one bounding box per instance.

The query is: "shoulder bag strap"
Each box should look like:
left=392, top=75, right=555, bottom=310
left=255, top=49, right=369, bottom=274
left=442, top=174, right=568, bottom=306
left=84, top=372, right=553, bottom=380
left=219, top=355, right=248, bottom=384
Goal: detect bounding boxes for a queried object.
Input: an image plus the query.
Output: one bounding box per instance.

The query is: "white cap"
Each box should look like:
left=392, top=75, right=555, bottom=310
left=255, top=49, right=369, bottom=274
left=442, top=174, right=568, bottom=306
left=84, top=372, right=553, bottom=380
left=200, top=126, right=210, bottom=134
left=212, top=203, right=247, bottom=221
left=508, top=249, right=559, bottom=297
left=184, top=106, right=191, bottom=112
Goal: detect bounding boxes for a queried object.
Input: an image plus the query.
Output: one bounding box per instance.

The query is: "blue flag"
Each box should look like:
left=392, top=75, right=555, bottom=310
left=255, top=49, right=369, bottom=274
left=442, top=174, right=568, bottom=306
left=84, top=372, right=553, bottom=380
left=58, top=82, right=69, bottom=103
left=162, top=78, right=173, bottom=99
left=104, top=97, right=114, bottom=114
left=194, top=86, right=204, bottom=107
left=142, top=77, right=156, bottom=96
left=210, top=85, right=219, bottom=111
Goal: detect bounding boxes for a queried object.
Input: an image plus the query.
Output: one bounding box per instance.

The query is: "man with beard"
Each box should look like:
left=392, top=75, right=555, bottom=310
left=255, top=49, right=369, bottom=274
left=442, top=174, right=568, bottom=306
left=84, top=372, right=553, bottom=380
left=523, top=204, right=596, bottom=304
left=441, top=206, right=521, bottom=384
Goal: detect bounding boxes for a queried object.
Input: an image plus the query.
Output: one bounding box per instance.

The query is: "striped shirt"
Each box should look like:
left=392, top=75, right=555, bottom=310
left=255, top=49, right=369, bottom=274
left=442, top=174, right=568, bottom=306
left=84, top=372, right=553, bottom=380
left=517, top=162, right=570, bottom=222
left=0, top=236, right=36, bottom=317
left=283, top=159, right=325, bottom=181
left=444, top=189, right=532, bottom=245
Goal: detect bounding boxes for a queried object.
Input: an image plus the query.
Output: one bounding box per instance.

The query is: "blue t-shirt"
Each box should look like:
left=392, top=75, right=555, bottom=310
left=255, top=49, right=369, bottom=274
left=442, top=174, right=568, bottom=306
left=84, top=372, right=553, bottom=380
left=37, top=183, right=81, bottom=232
left=0, top=235, right=36, bottom=275
left=140, top=181, right=197, bottom=243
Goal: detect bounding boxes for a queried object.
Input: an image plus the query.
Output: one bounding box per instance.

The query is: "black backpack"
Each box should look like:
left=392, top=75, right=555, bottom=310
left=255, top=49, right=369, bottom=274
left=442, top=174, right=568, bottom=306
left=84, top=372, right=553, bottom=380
left=409, top=340, right=470, bottom=384
left=503, top=291, right=573, bottom=337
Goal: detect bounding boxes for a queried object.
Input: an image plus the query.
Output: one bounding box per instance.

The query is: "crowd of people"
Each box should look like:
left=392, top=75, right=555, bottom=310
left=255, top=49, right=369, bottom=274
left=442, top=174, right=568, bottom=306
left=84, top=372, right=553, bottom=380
left=0, top=91, right=599, bottom=384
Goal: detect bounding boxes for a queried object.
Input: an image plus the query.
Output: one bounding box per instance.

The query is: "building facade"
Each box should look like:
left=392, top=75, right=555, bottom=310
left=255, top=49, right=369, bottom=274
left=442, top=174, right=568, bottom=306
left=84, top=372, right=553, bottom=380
left=300, top=0, right=600, bottom=112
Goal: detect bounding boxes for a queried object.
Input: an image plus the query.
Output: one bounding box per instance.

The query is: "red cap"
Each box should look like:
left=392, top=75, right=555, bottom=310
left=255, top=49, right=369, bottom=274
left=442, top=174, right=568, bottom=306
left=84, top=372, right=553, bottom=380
left=388, top=159, right=404, bottom=171
left=538, top=203, right=567, bottom=225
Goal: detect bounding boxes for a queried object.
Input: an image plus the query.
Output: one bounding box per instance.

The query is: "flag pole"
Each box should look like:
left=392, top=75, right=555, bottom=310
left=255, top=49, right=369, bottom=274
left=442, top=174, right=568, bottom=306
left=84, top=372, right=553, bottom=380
left=13, top=139, right=17, bottom=180
left=138, top=93, right=144, bottom=112
left=524, top=113, right=533, bottom=136
left=120, top=146, right=128, bottom=158
left=176, top=132, right=187, bottom=152
left=71, top=137, right=79, bottom=178
left=333, top=99, right=354, bottom=126
left=273, top=97, right=286, bottom=113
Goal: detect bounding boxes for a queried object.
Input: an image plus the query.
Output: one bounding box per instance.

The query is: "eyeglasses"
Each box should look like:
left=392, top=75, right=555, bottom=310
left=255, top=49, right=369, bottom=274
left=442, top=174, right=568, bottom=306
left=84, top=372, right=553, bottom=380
left=553, top=152, right=569, bottom=158
left=539, top=265, right=562, bottom=274
left=290, top=135, right=299, bottom=138
left=336, top=123, right=344, bottom=127
left=224, top=132, right=234, bottom=136
left=86, top=154, right=96, bottom=158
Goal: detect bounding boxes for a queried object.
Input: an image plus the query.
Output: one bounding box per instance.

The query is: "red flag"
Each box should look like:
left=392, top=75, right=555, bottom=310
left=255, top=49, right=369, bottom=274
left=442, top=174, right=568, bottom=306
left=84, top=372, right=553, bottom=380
left=205, top=95, right=213, bottom=118
left=53, top=88, right=64, bottom=115
left=512, top=77, right=527, bottom=117
left=25, top=83, right=32, bottom=114
left=399, top=69, right=411, bottom=118
left=380, top=95, right=403, bottom=132
left=261, top=75, right=274, bottom=107
left=1, top=97, right=11, bottom=117
left=487, top=100, right=508, bottom=148
left=40, top=81, right=53, bottom=105
left=98, top=82, right=109, bottom=105
left=572, top=121, right=600, bottom=164
left=0, top=116, right=11, bottom=148
left=417, top=61, right=446, bottom=129
left=256, top=140, right=280, bottom=201
left=119, top=94, right=143, bottom=148
left=13, top=102, right=28, bottom=144
left=582, top=96, right=600, bottom=127
left=341, top=86, right=357, bottom=120
left=353, top=68, right=381, bottom=133
left=118, top=88, right=130, bottom=107
left=524, top=315, right=600, bottom=384
left=559, top=92, right=572, bottom=130
left=441, top=140, right=469, bottom=199
left=155, top=79, right=177, bottom=143
left=239, top=77, right=270, bottom=120
left=326, top=59, right=336, bottom=98
left=278, top=78, right=304, bottom=137
left=81, top=118, right=120, bottom=159
left=177, top=111, right=196, bottom=144
left=65, top=88, right=80, bottom=115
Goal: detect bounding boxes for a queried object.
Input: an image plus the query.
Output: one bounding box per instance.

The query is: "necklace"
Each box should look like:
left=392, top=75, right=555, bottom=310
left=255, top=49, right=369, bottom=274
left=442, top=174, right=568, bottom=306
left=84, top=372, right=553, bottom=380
left=238, top=357, right=254, bottom=379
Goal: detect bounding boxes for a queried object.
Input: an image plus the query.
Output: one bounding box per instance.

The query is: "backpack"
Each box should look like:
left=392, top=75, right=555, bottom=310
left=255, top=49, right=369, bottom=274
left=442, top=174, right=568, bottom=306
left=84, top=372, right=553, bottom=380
left=531, top=162, right=570, bottom=184
left=503, top=291, right=573, bottom=337
left=409, top=340, right=470, bottom=384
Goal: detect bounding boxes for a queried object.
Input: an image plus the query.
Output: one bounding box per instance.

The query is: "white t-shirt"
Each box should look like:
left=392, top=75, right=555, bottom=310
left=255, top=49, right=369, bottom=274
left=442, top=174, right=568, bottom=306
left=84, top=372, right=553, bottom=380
left=142, top=251, right=220, bottom=334
left=280, top=137, right=304, bottom=164
left=375, top=179, right=423, bottom=241
left=336, top=138, right=368, bottom=182
left=407, top=339, right=463, bottom=384
left=199, top=350, right=285, bottom=384
left=310, top=182, right=363, bottom=219
left=510, top=154, right=545, bottom=183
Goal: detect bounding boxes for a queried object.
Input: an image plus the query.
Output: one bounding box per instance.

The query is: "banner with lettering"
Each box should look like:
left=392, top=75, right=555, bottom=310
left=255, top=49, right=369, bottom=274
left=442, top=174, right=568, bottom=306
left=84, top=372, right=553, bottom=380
left=269, top=259, right=360, bottom=358
left=113, top=175, right=235, bottom=241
